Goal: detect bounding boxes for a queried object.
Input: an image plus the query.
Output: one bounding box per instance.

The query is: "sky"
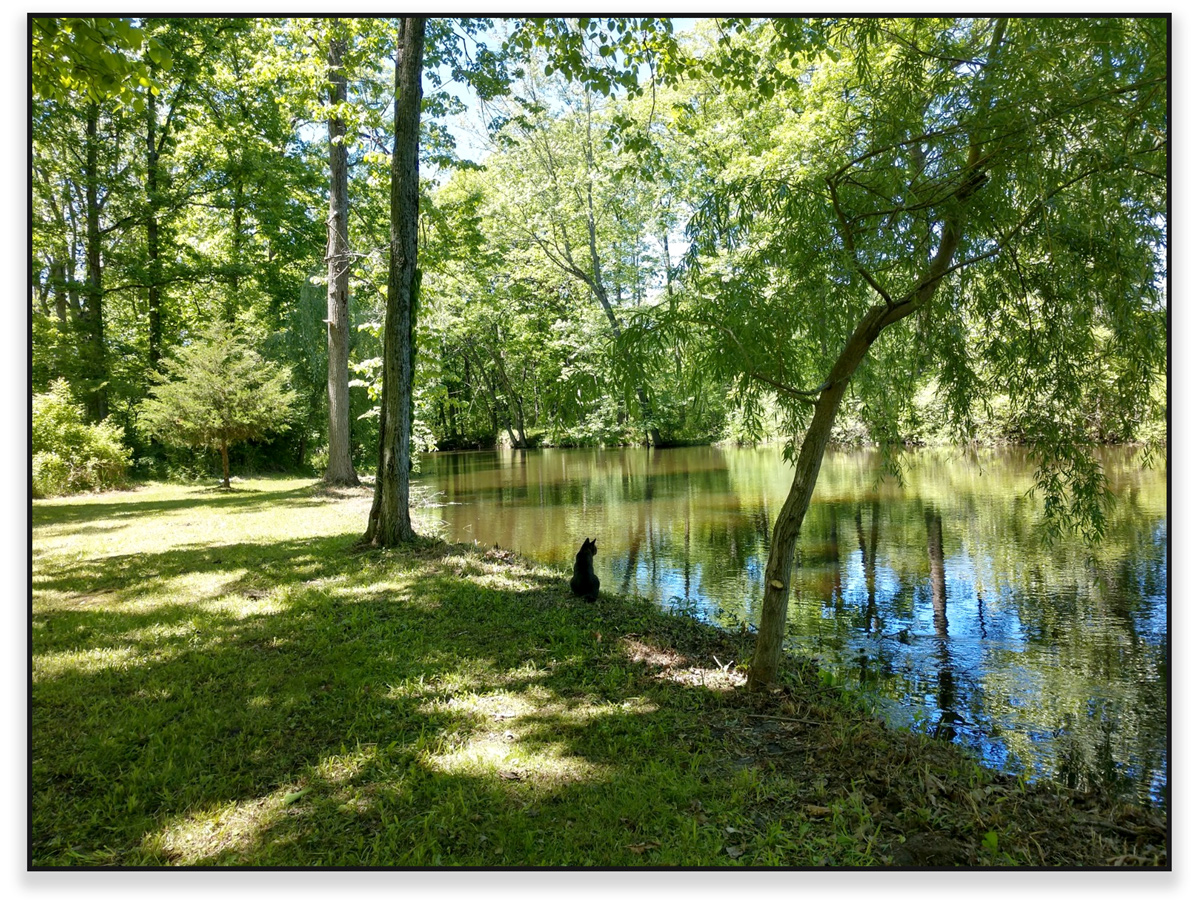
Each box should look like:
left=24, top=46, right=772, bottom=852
left=430, top=17, right=700, bottom=166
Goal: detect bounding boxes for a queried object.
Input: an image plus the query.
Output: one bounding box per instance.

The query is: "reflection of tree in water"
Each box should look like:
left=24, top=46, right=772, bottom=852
left=683, top=472, right=693, bottom=606
left=425, top=446, right=1167, bottom=806
left=925, top=506, right=961, bottom=741
left=855, top=499, right=881, bottom=631
left=797, top=502, right=843, bottom=609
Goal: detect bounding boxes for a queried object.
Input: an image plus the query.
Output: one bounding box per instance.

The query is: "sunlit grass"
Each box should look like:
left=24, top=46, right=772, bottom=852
left=31, top=478, right=1166, bottom=867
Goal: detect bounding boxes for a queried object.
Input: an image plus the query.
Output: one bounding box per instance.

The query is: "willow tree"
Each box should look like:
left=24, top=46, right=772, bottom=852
left=637, top=17, right=1166, bottom=687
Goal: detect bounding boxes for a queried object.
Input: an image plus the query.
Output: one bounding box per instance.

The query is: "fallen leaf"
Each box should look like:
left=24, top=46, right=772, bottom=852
left=628, top=841, right=660, bottom=854
left=804, top=805, right=832, bottom=817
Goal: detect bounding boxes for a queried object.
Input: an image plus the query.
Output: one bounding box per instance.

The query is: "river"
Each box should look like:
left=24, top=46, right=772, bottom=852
left=413, top=444, right=1167, bottom=807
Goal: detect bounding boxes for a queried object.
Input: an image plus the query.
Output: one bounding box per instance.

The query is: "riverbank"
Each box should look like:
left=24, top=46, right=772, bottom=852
left=31, top=478, right=1166, bottom=867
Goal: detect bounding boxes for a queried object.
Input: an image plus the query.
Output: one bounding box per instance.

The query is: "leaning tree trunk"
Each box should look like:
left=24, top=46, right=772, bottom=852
left=747, top=201, right=978, bottom=688
left=746, top=18, right=1005, bottom=691
left=747, top=313, right=883, bottom=688
left=363, top=16, right=425, bottom=547
left=323, top=28, right=359, bottom=487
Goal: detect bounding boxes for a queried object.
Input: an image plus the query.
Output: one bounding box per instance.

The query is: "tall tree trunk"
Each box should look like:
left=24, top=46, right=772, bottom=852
left=227, top=176, right=243, bottom=323
left=82, top=104, right=108, bottom=421
left=146, top=86, right=163, bottom=367
left=51, top=260, right=69, bottom=325
left=363, top=16, right=425, bottom=547
left=323, top=27, right=359, bottom=486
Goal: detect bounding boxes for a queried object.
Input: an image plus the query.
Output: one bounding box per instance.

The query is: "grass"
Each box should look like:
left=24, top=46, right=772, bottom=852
left=30, top=477, right=1167, bottom=867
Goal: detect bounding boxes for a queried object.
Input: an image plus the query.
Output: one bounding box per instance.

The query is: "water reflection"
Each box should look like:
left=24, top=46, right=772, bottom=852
left=415, top=445, right=1167, bottom=806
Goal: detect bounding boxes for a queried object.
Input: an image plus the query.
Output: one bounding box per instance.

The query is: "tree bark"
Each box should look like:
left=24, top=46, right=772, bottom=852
left=747, top=309, right=885, bottom=687
left=50, top=260, right=69, bottom=325
left=363, top=16, right=425, bottom=547
left=82, top=104, right=108, bottom=421
left=146, top=85, right=163, bottom=368
left=323, top=27, right=359, bottom=487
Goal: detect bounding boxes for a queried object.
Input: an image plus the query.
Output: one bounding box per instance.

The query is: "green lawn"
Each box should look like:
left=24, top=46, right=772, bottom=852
left=30, top=478, right=1166, bottom=867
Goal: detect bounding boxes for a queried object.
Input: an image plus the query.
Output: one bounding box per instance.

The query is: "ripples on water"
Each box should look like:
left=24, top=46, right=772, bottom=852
left=416, top=445, right=1167, bottom=806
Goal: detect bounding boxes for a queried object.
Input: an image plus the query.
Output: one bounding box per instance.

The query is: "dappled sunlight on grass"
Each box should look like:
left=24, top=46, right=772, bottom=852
left=150, top=785, right=300, bottom=865
left=422, top=729, right=612, bottom=794
left=34, top=643, right=141, bottom=678
left=31, top=478, right=1167, bottom=867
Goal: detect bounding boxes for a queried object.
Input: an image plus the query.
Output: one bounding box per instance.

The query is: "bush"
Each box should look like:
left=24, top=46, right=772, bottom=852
left=32, top=380, right=131, bottom=497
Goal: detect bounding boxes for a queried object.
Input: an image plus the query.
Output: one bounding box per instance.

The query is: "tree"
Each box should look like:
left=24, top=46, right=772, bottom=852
left=137, top=17, right=235, bottom=369
left=139, top=321, right=297, bottom=488
left=361, top=16, right=513, bottom=544
left=323, top=20, right=359, bottom=486
left=487, top=45, right=667, bottom=444
left=645, top=17, right=1166, bottom=687
left=362, top=16, right=427, bottom=546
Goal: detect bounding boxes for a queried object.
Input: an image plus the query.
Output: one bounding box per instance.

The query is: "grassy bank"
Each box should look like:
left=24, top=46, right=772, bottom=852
left=30, top=478, right=1166, bottom=867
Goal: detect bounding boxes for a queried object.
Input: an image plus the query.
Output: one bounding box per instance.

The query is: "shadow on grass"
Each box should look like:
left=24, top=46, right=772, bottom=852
left=32, top=480, right=362, bottom=531
left=33, top=532, right=366, bottom=608
left=32, top=527, right=758, bottom=867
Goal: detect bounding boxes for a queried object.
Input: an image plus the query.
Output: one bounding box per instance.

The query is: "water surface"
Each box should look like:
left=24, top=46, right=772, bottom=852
left=414, top=445, right=1167, bottom=806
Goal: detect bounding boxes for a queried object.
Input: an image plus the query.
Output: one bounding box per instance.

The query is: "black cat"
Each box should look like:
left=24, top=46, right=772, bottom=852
left=570, top=537, right=600, bottom=602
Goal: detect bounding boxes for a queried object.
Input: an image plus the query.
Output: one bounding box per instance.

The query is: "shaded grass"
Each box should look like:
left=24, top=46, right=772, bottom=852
left=31, top=479, right=1167, bottom=867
